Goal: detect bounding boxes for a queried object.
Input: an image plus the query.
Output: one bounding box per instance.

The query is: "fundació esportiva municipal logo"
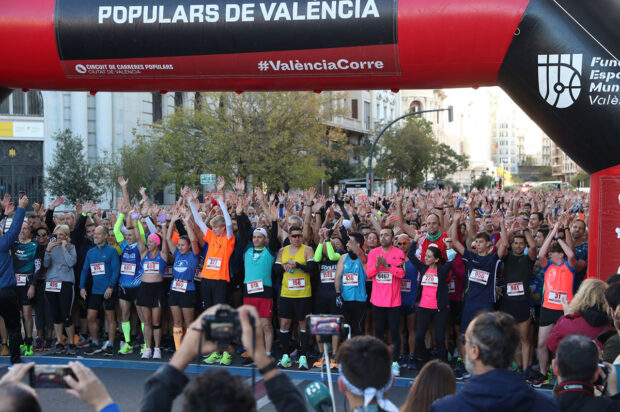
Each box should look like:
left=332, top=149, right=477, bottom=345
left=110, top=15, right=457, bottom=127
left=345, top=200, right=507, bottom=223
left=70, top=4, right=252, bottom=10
left=538, top=54, right=582, bottom=108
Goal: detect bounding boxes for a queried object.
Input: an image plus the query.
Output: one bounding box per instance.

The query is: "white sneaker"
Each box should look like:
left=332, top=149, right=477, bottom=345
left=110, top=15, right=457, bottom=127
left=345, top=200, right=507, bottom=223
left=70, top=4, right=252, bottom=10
left=141, top=348, right=152, bottom=359
left=153, top=348, right=162, bottom=359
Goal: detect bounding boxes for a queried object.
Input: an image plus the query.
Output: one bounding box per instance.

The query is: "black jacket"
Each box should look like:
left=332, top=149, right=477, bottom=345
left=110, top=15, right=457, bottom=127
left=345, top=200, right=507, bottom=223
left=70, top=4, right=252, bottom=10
left=408, top=242, right=452, bottom=311
left=555, top=381, right=620, bottom=412
left=139, top=364, right=306, bottom=412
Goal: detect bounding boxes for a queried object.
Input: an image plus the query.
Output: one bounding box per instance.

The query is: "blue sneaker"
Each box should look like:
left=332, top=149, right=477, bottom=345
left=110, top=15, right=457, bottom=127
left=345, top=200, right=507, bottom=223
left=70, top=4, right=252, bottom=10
left=398, top=354, right=408, bottom=367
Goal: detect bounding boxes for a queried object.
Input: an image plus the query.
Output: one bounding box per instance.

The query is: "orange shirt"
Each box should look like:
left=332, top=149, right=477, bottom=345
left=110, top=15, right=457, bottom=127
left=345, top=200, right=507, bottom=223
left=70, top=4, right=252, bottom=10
left=542, top=261, right=575, bottom=311
left=200, top=230, right=235, bottom=282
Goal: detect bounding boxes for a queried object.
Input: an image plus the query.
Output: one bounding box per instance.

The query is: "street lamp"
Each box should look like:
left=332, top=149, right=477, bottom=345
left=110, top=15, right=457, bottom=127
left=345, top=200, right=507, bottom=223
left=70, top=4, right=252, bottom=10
left=8, top=146, right=16, bottom=199
left=367, top=106, right=453, bottom=192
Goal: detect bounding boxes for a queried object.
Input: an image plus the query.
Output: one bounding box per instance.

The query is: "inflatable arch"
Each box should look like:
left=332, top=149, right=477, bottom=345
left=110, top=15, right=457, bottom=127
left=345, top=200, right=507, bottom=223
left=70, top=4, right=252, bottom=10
left=0, top=0, right=618, bottom=278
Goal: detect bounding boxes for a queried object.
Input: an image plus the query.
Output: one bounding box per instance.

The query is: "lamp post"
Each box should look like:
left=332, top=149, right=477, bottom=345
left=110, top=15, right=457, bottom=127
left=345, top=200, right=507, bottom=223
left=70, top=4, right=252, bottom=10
left=366, top=106, right=453, bottom=192
left=8, top=146, right=16, bottom=199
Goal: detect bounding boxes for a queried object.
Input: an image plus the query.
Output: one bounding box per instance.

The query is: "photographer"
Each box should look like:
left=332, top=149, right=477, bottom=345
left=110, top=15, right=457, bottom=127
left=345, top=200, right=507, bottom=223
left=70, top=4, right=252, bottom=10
left=553, top=334, right=620, bottom=412
left=139, top=304, right=305, bottom=412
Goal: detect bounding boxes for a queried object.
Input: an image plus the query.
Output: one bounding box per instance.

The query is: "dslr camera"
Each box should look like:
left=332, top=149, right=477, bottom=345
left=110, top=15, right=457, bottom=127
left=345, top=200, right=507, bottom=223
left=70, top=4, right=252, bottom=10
left=201, top=306, right=253, bottom=349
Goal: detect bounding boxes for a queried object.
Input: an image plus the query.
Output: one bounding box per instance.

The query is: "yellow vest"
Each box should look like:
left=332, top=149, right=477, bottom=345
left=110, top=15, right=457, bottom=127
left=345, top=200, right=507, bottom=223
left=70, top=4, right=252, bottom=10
left=281, top=245, right=311, bottom=298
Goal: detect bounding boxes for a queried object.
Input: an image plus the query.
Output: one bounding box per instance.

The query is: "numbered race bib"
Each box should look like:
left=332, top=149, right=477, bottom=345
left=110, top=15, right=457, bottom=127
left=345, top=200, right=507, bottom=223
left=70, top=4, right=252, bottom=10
left=470, top=269, right=490, bottom=285
left=421, top=273, right=438, bottom=287
left=376, top=272, right=392, bottom=284
left=121, top=262, right=136, bottom=276
left=320, top=270, right=336, bottom=283
left=449, top=279, right=456, bottom=294
left=45, top=281, right=61, bottom=292
left=548, top=290, right=568, bottom=305
left=15, top=274, right=27, bottom=286
left=144, top=261, right=160, bottom=274
left=205, top=257, right=222, bottom=271
left=507, top=282, right=525, bottom=297
left=171, top=279, right=188, bottom=293
left=247, top=279, right=264, bottom=294
left=401, top=279, right=412, bottom=293
left=343, top=273, right=359, bottom=287
left=288, top=277, right=306, bottom=290
left=164, top=265, right=173, bottom=279
left=194, top=269, right=202, bottom=282
left=90, top=263, right=105, bottom=276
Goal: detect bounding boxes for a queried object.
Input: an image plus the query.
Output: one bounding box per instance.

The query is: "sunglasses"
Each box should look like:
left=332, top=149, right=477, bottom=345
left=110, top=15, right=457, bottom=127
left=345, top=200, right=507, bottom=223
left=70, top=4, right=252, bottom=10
left=362, top=232, right=369, bottom=236
left=396, top=242, right=409, bottom=246
left=36, top=233, right=48, bottom=237
left=290, top=234, right=302, bottom=238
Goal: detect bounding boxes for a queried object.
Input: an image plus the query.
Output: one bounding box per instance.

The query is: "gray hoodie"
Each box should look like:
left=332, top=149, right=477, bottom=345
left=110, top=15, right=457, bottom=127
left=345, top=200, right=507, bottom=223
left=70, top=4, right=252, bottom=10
left=44, top=244, right=77, bottom=283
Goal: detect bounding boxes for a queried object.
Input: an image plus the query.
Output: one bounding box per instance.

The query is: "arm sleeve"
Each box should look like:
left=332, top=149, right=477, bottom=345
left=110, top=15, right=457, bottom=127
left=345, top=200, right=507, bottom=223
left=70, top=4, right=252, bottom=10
left=72, top=214, right=87, bottom=246
left=80, top=253, right=90, bottom=290
left=366, top=250, right=378, bottom=278
left=407, top=242, right=428, bottom=273
left=137, top=220, right=146, bottom=244
left=218, top=200, right=234, bottom=239
left=264, top=373, right=307, bottom=412
left=269, top=220, right=280, bottom=253
left=325, top=241, right=342, bottom=261
left=0, top=207, right=25, bottom=252
left=138, top=364, right=189, bottom=412
left=100, top=403, right=123, bottom=412
left=45, top=208, right=56, bottom=233
left=44, top=250, right=52, bottom=269
left=296, top=260, right=318, bottom=276
left=62, top=245, right=77, bottom=268
left=237, top=213, right=251, bottom=251
left=144, top=216, right=157, bottom=235
left=314, top=243, right=323, bottom=263
left=109, top=251, right=121, bottom=287
left=114, top=213, right=126, bottom=243
left=189, top=200, right=208, bottom=235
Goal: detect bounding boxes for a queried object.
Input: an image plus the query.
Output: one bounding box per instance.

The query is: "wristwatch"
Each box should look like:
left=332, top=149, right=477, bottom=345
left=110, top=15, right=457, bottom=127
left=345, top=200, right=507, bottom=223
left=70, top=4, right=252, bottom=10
left=258, top=358, right=278, bottom=375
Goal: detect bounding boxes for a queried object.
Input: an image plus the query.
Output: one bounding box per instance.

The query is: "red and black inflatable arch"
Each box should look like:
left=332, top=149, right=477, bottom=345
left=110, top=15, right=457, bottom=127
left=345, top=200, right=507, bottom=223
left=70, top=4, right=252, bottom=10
left=0, top=0, right=618, bottom=278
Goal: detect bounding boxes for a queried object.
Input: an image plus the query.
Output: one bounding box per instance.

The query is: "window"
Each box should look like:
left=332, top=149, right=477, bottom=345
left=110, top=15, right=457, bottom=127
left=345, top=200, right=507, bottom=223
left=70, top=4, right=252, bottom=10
left=409, top=100, right=422, bottom=112
left=152, top=92, right=162, bottom=122
left=12, top=91, right=25, bottom=115
left=364, top=101, right=371, bottom=129
left=174, top=92, right=183, bottom=111
left=0, top=90, right=44, bottom=116
left=194, top=92, right=202, bottom=110
left=351, top=99, right=358, bottom=119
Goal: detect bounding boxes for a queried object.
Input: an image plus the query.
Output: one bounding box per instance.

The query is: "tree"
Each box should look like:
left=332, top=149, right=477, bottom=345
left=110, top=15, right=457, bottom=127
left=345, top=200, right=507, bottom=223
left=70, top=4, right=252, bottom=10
left=429, top=143, right=470, bottom=181
left=141, top=92, right=338, bottom=192
left=375, top=117, right=436, bottom=188
left=570, top=170, right=590, bottom=188
left=472, top=175, right=494, bottom=190
left=44, top=129, right=106, bottom=204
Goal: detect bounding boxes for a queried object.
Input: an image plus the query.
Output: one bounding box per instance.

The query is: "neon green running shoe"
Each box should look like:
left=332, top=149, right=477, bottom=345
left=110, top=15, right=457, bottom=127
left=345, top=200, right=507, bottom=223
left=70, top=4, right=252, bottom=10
left=278, top=354, right=292, bottom=368
left=297, top=355, right=309, bottom=370
left=24, top=345, right=34, bottom=356
left=203, top=352, right=222, bottom=364
left=19, top=344, right=27, bottom=355
left=140, top=344, right=146, bottom=355
left=118, top=342, right=134, bottom=355
left=220, top=352, right=232, bottom=366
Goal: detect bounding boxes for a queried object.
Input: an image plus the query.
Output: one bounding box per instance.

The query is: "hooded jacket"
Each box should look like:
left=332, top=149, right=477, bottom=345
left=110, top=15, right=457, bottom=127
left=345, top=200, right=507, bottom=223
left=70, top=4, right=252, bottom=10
left=431, top=369, right=559, bottom=412
left=546, top=307, right=610, bottom=353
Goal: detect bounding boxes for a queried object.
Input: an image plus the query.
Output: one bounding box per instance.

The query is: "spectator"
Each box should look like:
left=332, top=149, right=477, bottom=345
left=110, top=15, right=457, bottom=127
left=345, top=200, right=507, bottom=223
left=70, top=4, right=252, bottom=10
left=547, top=279, right=609, bottom=353
left=553, top=334, right=620, bottom=411
left=401, top=359, right=456, bottom=412
left=603, top=282, right=620, bottom=363
left=337, top=335, right=400, bottom=412
left=431, top=311, right=559, bottom=412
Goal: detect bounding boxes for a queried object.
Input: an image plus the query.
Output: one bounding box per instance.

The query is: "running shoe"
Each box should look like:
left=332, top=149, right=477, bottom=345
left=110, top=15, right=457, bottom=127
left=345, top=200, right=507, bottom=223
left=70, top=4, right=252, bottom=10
left=141, top=348, right=152, bottom=359
left=297, top=355, right=309, bottom=370
left=101, top=341, right=114, bottom=357
left=392, top=361, right=400, bottom=377
left=43, top=339, right=53, bottom=351
left=407, top=355, right=416, bottom=370
left=19, top=344, right=27, bottom=355
left=278, top=354, right=292, bottom=368
left=398, top=354, right=408, bottom=367
left=529, top=372, right=549, bottom=388
left=53, top=343, right=66, bottom=355
left=118, top=342, right=134, bottom=355
left=313, top=356, right=325, bottom=368
left=329, top=358, right=338, bottom=370
left=454, top=360, right=470, bottom=381
left=75, top=336, right=90, bottom=348
left=1, top=344, right=9, bottom=356
left=203, top=352, right=222, bottom=364
left=24, top=345, right=34, bottom=356
left=140, top=344, right=146, bottom=355
left=220, top=352, right=232, bottom=366
left=34, top=338, right=44, bottom=352
left=66, top=344, right=77, bottom=356
left=153, top=348, right=162, bottom=360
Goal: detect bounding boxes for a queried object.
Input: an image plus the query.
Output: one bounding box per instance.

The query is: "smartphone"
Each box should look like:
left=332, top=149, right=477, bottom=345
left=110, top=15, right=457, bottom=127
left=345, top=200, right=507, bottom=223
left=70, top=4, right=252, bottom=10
left=18, top=191, right=25, bottom=199
left=29, top=365, right=77, bottom=389
left=306, top=314, right=343, bottom=336
left=49, top=235, right=57, bottom=242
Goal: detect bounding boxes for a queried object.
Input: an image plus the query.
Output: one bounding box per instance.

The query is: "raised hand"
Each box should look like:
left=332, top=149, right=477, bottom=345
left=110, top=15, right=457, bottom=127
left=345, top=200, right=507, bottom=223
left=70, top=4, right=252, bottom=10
left=234, top=177, right=245, bottom=193
left=303, top=187, right=316, bottom=204
left=4, top=202, right=15, bottom=215
left=117, top=176, right=129, bottom=187
left=216, top=176, right=226, bottom=192
left=1, top=194, right=11, bottom=209
left=50, top=196, right=64, bottom=210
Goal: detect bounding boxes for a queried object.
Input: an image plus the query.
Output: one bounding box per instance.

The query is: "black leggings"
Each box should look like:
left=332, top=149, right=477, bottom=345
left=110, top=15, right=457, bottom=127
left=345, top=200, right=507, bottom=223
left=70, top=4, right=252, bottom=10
left=414, top=307, right=449, bottom=362
left=0, top=287, right=23, bottom=364
left=34, top=281, right=53, bottom=332
left=45, top=282, right=74, bottom=327
left=342, top=301, right=367, bottom=337
left=373, top=305, right=401, bottom=361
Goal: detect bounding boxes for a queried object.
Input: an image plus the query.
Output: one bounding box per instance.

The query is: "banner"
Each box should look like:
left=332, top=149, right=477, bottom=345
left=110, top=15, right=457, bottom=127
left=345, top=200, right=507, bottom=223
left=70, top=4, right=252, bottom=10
left=54, top=0, right=400, bottom=78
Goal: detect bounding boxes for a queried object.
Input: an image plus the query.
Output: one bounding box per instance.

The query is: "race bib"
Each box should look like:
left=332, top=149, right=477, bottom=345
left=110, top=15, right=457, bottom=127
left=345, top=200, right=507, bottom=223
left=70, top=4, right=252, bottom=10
left=171, top=279, right=188, bottom=293
left=401, top=279, right=412, bottom=293
left=45, top=281, right=61, bottom=292
left=205, top=257, right=222, bottom=270
left=247, top=279, right=264, bottom=294
left=164, top=265, right=173, bottom=279
left=15, top=274, right=27, bottom=286
left=421, top=273, right=438, bottom=287
left=376, top=272, right=392, bottom=284
left=449, top=279, right=456, bottom=294
left=90, top=263, right=105, bottom=276
left=144, top=261, right=160, bottom=274
left=507, top=282, right=525, bottom=297
left=343, top=273, right=358, bottom=287
left=320, top=270, right=336, bottom=283
left=548, top=290, right=568, bottom=305
left=288, top=277, right=306, bottom=290
left=121, top=262, right=136, bottom=276
left=194, top=269, right=202, bottom=282
left=470, top=269, right=490, bottom=285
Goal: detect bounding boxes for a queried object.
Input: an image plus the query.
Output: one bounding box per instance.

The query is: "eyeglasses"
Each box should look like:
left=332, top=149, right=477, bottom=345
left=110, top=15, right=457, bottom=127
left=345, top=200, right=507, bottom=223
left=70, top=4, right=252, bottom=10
left=36, top=233, right=48, bottom=237
left=396, top=242, right=409, bottom=246
left=362, top=232, right=369, bottom=236
left=290, top=234, right=302, bottom=238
